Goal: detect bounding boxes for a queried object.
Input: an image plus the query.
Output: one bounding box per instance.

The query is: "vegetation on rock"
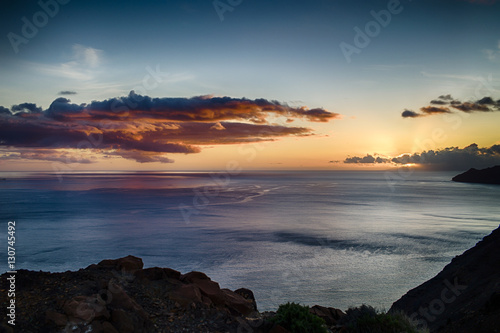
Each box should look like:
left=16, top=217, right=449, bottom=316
left=340, top=304, right=428, bottom=333
left=270, top=302, right=327, bottom=333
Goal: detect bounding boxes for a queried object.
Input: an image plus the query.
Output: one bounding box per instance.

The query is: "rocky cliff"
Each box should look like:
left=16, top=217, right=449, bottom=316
left=3, top=225, right=500, bottom=332
left=390, top=225, right=500, bottom=332
left=452, top=165, right=500, bottom=185
left=0, top=255, right=344, bottom=333
left=0, top=256, right=261, bottom=332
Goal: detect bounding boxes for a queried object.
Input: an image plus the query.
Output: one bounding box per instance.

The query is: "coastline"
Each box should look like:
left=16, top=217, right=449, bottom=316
left=2, top=224, right=500, bottom=332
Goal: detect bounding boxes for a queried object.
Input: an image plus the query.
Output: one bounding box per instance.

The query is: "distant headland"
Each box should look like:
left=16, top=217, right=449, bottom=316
left=452, top=165, right=500, bottom=185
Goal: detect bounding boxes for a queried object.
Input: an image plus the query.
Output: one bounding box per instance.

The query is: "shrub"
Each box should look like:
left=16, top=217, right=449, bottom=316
left=340, top=304, right=428, bottom=333
left=270, top=302, right=327, bottom=333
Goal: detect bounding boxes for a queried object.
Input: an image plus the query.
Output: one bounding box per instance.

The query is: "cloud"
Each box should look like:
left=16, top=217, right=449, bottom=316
left=11, top=103, right=43, bottom=114
left=0, top=106, right=12, bottom=115
left=483, top=41, right=500, bottom=61
left=0, top=92, right=337, bottom=164
left=72, top=44, right=102, bottom=68
left=31, top=44, right=103, bottom=81
left=210, top=122, right=226, bottom=130
left=59, top=91, right=77, bottom=95
left=401, top=110, right=422, bottom=118
left=450, top=102, right=491, bottom=112
left=438, top=94, right=453, bottom=100
left=402, top=95, right=500, bottom=118
left=65, top=91, right=340, bottom=124
left=420, top=106, right=452, bottom=115
left=0, top=149, right=96, bottom=164
left=344, top=154, right=389, bottom=164
left=344, top=143, right=500, bottom=170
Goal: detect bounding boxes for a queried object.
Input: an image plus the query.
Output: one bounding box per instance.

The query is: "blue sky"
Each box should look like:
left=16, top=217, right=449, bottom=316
left=0, top=0, right=499, bottom=170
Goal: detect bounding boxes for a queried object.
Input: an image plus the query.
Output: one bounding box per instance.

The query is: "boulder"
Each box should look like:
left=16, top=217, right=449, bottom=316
left=235, top=288, right=258, bottom=311
left=180, top=271, right=211, bottom=282
left=107, top=281, right=148, bottom=320
left=134, top=267, right=181, bottom=281
left=309, top=305, right=345, bottom=326
left=170, top=284, right=203, bottom=305
left=98, top=255, right=143, bottom=273
left=221, top=289, right=256, bottom=316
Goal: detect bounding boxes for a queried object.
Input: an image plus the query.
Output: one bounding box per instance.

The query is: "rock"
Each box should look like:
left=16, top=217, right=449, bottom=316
left=0, top=255, right=261, bottom=332
left=193, top=278, right=226, bottom=305
left=310, top=305, right=345, bottom=326
left=390, top=225, right=500, bottom=332
left=221, top=289, right=256, bottom=316
left=180, top=271, right=211, bottom=282
left=101, top=321, right=119, bottom=333
left=134, top=267, right=181, bottom=281
left=452, top=165, right=500, bottom=185
left=111, top=309, right=135, bottom=333
left=170, top=284, right=203, bottom=305
left=63, top=296, right=96, bottom=323
left=235, top=287, right=257, bottom=311
left=62, top=295, right=110, bottom=325
left=107, top=281, right=148, bottom=320
left=45, top=310, right=68, bottom=326
left=98, top=255, right=144, bottom=273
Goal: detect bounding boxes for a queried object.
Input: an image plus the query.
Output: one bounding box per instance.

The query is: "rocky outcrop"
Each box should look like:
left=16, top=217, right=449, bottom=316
left=0, top=255, right=260, bottom=332
left=309, top=305, right=346, bottom=327
left=390, top=225, right=500, bottom=332
left=452, top=165, right=500, bottom=185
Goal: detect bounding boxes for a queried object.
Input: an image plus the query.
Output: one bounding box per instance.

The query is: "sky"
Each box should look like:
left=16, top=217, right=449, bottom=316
left=0, top=0, right=499, bottom=171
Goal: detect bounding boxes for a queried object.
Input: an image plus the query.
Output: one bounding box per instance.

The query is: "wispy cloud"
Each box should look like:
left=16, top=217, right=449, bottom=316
left=30, top=44, right=104, bottom=81
left=58, top=91, right=77, bottom=95
left=420, top=72, right=484, bottom=82
left=483, top=40, right=500, bottom=61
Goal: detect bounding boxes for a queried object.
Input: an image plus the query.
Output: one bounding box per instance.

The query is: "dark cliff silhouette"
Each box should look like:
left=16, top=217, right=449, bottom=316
left=452, top=165, right=500, bottom=185
left=390, top=225, right=500, bottom=332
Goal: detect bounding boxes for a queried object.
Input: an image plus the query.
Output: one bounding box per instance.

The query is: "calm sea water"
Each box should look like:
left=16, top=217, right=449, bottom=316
left=0, top=170, right=499, bottom=311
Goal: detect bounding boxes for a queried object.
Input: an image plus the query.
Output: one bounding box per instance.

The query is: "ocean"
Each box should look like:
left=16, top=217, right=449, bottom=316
left=1, top=170, right=499, bottom=311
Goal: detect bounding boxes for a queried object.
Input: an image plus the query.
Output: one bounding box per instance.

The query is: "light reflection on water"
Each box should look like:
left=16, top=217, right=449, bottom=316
left=0, top=170, right=499, bottom=310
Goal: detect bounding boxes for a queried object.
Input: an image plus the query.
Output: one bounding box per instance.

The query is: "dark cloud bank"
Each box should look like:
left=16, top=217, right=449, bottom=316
left=344, top=143, right=500, bottom=171
left=0, top=91, right=339, bottom=164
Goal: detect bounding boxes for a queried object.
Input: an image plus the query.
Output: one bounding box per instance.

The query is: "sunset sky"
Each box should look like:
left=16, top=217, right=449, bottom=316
left=1, top=0, right=499, bottom=171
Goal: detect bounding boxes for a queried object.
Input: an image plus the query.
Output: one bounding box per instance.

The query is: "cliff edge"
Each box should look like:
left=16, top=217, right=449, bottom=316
left=390, top=225, right=500, bottom=332
left=452, top=165, right=500, bottom=185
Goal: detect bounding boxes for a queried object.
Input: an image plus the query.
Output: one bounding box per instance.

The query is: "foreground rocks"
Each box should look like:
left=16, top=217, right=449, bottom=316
left=0, top=255, right=262, bottom=332
left=390, top=225, right=500, bottom=332
left=452, top=165, right=500, bottom=185
left=0, top=255, right=345, bottom=332
left=3, top=223, right=500, bottom=332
